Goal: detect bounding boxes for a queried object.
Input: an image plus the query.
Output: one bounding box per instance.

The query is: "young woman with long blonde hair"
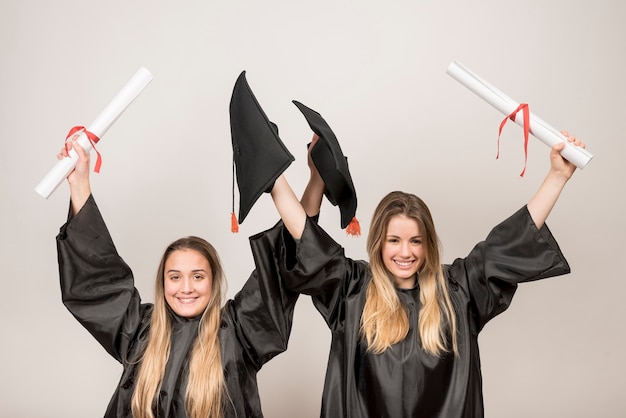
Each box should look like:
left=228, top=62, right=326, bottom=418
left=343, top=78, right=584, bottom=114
left=56, top=139, right=301, bottom=417
left=268, top=132, right=585, bottom=417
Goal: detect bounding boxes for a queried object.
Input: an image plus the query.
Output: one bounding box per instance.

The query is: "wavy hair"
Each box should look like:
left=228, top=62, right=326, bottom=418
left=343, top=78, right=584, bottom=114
left=361, top=191, right=458, bottom=356
left=131, top=236, right=227, bottom=418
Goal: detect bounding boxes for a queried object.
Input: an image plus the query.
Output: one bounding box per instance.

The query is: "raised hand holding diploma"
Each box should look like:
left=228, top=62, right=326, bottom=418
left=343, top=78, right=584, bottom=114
left=35, top=66, right=153, bottom=198
left=446, top=60, right=593, bottom=174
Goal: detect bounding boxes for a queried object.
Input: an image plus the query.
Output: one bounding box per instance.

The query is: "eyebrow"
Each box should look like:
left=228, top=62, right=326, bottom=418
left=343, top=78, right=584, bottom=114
left=386, top=234, right=422, bottom=239
left=166, top=269, right=209, bottom=274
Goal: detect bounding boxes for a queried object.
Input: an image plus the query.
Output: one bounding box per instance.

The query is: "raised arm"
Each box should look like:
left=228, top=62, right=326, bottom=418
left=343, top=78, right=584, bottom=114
left=270, top=135, right=324, bottom=239
left=58, top=139, right=92, bottom=215
left=299, top=134, right=325, bottom=217
left=271, top=175, right=307, bottom=239
left=527, top=131, right=586, bottom=228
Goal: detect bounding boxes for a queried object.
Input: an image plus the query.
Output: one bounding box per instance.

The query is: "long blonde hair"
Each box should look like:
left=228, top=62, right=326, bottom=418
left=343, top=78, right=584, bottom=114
left=131, top=236, right=227, bottom=418
left=361, top=192, right=458, bottom=357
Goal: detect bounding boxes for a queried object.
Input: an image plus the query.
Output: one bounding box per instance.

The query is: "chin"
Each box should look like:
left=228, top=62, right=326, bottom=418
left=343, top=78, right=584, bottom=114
left=395, top=271, right=417, bottom=280
left=174, top=307, right=201, bottom=318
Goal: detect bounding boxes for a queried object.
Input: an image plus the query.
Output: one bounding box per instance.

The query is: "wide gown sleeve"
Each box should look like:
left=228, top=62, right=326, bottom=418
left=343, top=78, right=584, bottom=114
left=227, top=221, right=301, bottom=369
left=452, top=205, right=571, bottom=331
left=56, top=195, right=149, bottom=363
left=275, top=217, right=369, bottom=332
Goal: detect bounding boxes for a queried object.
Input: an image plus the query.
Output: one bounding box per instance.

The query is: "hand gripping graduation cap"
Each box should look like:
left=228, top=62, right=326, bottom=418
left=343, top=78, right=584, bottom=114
left=292, top=100, right=360, bottom=236
left=229, top=71, right=295, bottom=232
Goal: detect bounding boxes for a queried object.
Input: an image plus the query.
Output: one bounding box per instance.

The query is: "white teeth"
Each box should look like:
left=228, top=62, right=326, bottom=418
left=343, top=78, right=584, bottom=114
left=395, top=260, right=413, bottom=267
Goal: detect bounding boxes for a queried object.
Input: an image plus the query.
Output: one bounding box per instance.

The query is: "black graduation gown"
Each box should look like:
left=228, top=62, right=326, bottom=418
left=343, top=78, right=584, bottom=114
left=266, top=206, right=570, bottom=417
left=57, top=195, right=297, bottom=417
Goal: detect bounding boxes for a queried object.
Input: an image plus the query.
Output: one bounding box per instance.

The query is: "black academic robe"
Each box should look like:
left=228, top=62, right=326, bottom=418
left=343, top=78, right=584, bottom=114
left=57, top=195, right=297, bottom=417
left=266, top=206, right=570, bottom=417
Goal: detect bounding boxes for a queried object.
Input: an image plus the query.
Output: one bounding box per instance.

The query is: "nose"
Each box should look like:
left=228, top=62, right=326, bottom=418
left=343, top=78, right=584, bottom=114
left=180, top=277, right=193, bottom=293
left=399, top=241, right=411, bottom=257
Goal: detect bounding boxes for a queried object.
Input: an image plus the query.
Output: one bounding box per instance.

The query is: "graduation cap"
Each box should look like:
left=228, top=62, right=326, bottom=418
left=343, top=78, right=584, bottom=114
left=292, top=100, right=360, bottom=236
left=229, top=71, right=294, bottom=232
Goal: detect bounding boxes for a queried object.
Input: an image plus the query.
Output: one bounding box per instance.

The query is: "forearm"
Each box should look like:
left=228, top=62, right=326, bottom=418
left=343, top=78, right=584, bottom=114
left=526, top=135, right=584, bottom=228
left=271, top=175, right=307, bottom=239
left=62, top=139, right=92, bottom=216
left=526, top=170, right=569, bottom=229
left=70, top=181, right=91, bottom=216
left=300, top=172, right=324, bottom=217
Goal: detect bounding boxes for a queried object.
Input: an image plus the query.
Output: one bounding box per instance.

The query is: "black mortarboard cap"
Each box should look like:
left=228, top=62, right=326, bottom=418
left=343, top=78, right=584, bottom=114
left=292, top=100, right=360, bottom=235
left=230, top=71, right=294, bottom=230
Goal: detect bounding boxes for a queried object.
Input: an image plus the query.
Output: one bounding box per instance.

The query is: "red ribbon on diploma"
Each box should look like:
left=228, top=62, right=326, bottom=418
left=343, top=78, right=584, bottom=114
left=497, top=103, right=530, bottom=177
left=65, top=126, right=103, bottom=173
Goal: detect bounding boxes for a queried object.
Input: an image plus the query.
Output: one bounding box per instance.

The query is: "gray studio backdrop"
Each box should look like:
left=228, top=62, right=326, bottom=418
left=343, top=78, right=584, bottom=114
left=1, top=1, right=624, bottom=417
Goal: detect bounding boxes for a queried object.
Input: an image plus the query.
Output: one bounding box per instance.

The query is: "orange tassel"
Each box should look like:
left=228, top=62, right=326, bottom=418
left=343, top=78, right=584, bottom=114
left=231, top=212, right=239, bottom=233
left=346, top=217, right=361, bottom=237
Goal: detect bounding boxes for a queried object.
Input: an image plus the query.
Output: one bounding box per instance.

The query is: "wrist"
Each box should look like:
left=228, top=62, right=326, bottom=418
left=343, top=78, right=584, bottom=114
left=547, top=168, right=571, bottom=184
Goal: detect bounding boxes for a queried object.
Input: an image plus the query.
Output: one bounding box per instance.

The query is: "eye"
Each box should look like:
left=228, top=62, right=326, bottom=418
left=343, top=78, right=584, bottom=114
left=411, top=238, right=422, bottom=245
left=386, top=237, right=399, bottom=244
left=169, top=275, right=180, bottom=281
left=193, top=274, right=204, bottom=281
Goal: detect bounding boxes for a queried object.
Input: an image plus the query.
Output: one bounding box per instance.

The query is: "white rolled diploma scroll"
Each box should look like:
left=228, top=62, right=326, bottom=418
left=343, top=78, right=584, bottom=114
left=446, top=60, right=593, bottom=169
left=34, top=66, right=154, bottom=198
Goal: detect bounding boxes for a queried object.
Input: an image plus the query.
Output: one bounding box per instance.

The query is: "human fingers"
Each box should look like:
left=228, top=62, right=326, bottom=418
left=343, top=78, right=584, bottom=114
left=308, top=134, right=320, bottom=153
left=307, top=135, right=321, bottom=176
left=561, top=130, right=586, bottom=149
left=553, top=141, right=566, bottom=152
left=57, top=139, right=75, bottom=159
left=569, top=135, right=586, bottom=149
left=71, top=140, right=88, bottom=159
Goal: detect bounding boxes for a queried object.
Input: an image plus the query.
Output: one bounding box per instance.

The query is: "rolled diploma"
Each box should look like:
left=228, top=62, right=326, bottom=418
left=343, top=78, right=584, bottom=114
left=446, top=61, right=593, bottom=169
left=35, top=66, right=154, bottom=198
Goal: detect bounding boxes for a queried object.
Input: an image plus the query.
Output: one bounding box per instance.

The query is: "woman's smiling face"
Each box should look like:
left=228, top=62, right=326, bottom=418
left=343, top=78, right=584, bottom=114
left=163, top=249, right=213, bottom=318
left=382, top=214, right=425, bottom=289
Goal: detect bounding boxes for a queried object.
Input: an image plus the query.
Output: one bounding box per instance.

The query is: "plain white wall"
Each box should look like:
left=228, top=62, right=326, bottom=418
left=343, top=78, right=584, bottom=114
left=1, top=0, right=624, bottom=416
